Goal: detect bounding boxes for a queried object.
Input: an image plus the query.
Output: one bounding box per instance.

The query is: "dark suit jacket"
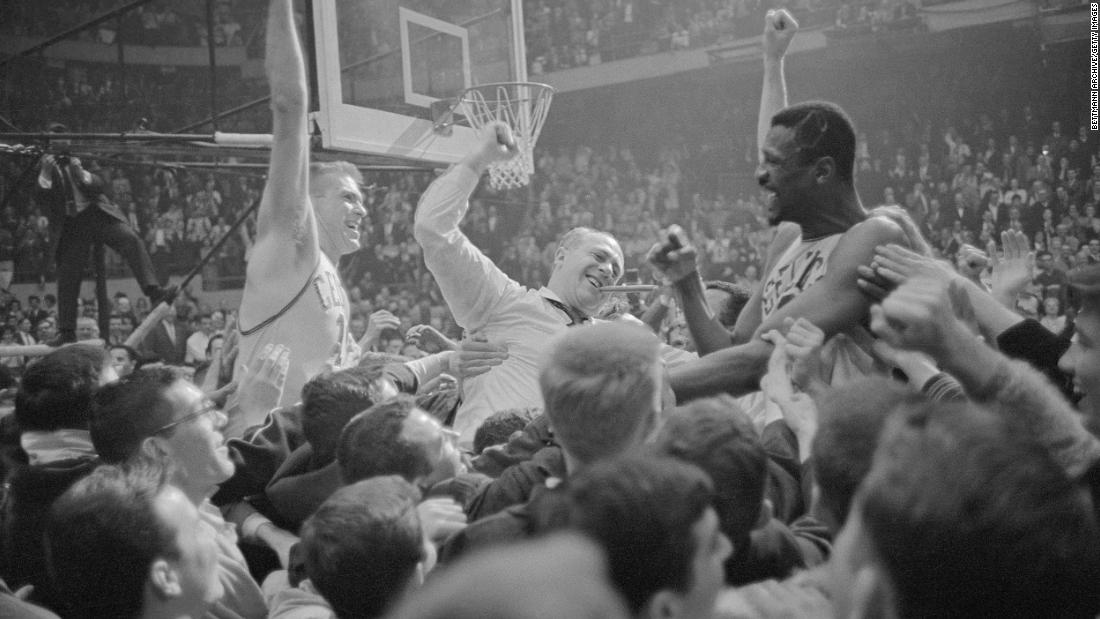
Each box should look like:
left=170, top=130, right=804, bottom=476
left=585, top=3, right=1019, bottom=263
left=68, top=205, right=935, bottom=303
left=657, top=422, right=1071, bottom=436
left=138, top=320, right=190, bottom=365
left=36, top=163, right=128, bottom=259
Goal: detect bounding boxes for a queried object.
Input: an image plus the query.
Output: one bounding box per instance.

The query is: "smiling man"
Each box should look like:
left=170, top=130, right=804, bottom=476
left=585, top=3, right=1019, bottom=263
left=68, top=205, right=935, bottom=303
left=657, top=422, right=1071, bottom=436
left=414, top=125, right=625, bottom=444
left=233, top=0, right=368, bottom=421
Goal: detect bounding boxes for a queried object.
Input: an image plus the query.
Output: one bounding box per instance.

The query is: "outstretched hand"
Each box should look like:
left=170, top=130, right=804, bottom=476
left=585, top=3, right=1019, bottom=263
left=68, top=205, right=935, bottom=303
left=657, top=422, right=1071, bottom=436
left=451, top=333, right=508, bottom=380
left=856, top=244, right=955, bottom=301
left=237, top=343, right=289, bottom=419
left=763, top=9, right=799, bottom=60
left=988, top=230, right=1034, bottom=307
left=869, top=274, right=977, bottom=363
left=359, top=309, right=401, bottom=351
left=646, top=224, right=699, bottom=285
left=406, top=324, right=457, bottom=353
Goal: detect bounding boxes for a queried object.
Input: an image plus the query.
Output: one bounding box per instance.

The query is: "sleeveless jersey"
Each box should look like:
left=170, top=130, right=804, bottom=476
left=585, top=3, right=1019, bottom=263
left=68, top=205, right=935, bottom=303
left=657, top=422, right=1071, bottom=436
left=232, top=253, right=351, bottom=436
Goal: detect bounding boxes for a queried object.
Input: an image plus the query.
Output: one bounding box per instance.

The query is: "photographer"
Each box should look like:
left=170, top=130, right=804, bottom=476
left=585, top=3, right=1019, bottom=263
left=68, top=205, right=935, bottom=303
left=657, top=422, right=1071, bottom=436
left=36, top=153, right=169, bottom=345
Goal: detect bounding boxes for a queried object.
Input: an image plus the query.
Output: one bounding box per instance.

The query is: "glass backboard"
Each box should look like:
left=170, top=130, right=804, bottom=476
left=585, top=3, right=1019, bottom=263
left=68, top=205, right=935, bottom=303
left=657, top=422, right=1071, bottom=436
left=313, top=0, right=526, bottom=166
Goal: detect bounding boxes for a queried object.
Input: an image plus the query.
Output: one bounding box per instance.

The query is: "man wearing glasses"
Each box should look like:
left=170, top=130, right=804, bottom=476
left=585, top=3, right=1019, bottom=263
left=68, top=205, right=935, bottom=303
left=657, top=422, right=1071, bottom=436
left=90, top=368, right=269, bottom=619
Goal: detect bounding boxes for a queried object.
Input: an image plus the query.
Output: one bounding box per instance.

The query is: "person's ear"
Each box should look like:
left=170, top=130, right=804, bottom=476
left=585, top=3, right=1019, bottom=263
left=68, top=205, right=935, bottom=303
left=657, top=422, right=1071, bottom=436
left=814, top=157, right=836, bottom=183
left=141, top=436, right=168, bottom=460
left=148, top=558, right=181, bottom=599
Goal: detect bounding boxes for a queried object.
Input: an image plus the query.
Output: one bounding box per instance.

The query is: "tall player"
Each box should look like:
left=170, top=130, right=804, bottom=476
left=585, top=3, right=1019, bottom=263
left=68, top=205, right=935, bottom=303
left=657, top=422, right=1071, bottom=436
left=232, top=0, right=367, bottom=433
left=651, top=10, right=917, bottom=402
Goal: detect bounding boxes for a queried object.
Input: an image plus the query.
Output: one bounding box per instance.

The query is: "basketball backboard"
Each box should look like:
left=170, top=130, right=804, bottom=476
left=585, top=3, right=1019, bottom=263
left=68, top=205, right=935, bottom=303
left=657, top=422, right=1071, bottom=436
left=312, top=0, right=526, bottom=167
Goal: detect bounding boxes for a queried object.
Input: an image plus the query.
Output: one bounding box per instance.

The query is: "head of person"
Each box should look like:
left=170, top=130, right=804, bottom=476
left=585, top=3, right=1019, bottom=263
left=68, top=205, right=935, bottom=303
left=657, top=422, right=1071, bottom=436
left=110, top=344, right=140, bottom=378
left=703, top=281, right=752, bottom=328
left=90, top=367, right=234, bottom=501
left=1061, top=264, right=1100, bottom=425
left=831, top=399, right=1100, bottom=619
left=310, top=161, right=366, bottom=259
left=210, top=310, right=226, bottom=332
left=195, top=314, right=213, bottom=336
left=472, top=408, right=539, bottom=455
left=35, top=316, right=57, bottom=342
left=655, top=397, right=766, bottom=575
left=1015, top=292, right=1040, bottom=320
left=300, top=476, right=428, bottom=619
left=44, top=463, right=223, bottom=619
left=811, top=377, right=919, bottom=533
left=384, top=533, right=629, bottom=619
left=114, top=293, right=131, bottom=314
left=546, top=227, right=624, bottom=316
left=75, top=317, right=99, bottom=341
left=337, top=394, right=462, bottom=490
left=28, top=294, right=39, bottom=309
left=757, top=101, right=857, bottom=226
left=567, top=453, right=731, bottom=619
left=44, top=293, right=56, bottom=309
left=540, top=322, right=661, bottom=473
left=301, top=364, right=395, bottom=465
left=15, top=344, right=116, bottom=433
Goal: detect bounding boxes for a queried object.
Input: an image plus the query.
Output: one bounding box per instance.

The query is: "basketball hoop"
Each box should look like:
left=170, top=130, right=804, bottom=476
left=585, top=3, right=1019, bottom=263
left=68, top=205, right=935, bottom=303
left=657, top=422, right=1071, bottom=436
left=456, top=82, right=555, bottom=190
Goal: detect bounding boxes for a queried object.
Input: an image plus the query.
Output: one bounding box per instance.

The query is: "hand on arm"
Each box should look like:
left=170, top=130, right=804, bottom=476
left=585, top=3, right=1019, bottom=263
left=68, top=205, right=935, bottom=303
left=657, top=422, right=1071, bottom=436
left=406, top=324, right=458, bottom=353
left=417, top=497, right=468, bottom=545
left=760, top=330, right=819, bottom=463
left=236, top=343, right=289, bottom=425
left=451, top=334, right=508, bottom=380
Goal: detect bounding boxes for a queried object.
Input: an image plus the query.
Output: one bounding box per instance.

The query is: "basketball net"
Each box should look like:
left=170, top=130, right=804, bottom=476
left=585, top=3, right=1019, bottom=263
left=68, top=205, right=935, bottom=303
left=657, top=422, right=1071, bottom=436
left=458, top=82, right=555, bottom=190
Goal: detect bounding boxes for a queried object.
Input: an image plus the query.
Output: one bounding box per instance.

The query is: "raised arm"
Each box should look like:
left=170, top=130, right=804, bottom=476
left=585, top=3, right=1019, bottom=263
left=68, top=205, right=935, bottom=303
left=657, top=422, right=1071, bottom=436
left=412, top=124, right=518, bottom=330
left=758, top=10, right=798, bottom=154
left=670, top=218, right=905, bottom=400
left=248, top=0, right=317, bottom=283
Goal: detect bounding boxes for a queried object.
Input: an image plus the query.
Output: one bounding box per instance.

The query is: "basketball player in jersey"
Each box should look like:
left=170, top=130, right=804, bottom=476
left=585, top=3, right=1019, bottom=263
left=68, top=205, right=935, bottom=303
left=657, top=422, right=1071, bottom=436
left=650, top=10, right=918, bottom=402
left=232, top=0, right=367, bottom=432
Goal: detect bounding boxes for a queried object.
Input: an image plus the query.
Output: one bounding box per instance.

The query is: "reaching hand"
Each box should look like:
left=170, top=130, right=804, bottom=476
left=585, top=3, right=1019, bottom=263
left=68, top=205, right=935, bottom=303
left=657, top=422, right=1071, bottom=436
left=646, top=224, right=699, bottom=285
left=236, top=343, right=289, bottom=420
left=406, top=324, right=457, bottom=352
left=870, top=275, right=977, bottom=362
left=956, top=243, right=989, bottom=283
left=857, top=243, right=956, bottom=300
left=760, top=330, right=819, bottom=461
left=763, top=9, right=799, bottom=61
left=416, top=497, right=467, bottom=544
left=359, top=309, right=401, bottom=351
left=783, top=317, right=828, bottom=396
left=465, top=121, right=519, bottom=174
left=451, top=333, right=508, bottom=380
left=988, top=230, right=1034, bottom=307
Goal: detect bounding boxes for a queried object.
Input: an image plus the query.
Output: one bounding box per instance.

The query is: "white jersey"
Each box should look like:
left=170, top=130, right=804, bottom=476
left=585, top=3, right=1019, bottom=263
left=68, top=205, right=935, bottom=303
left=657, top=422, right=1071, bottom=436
left=741, top=231, right=876, bottom=432
left=232, top=253, right=352, bottom=437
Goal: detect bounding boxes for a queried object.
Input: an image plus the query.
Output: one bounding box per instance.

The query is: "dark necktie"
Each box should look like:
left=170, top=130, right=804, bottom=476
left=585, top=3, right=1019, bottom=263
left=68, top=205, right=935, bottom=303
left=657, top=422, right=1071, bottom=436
left=544, top=298, right=588, bottom=326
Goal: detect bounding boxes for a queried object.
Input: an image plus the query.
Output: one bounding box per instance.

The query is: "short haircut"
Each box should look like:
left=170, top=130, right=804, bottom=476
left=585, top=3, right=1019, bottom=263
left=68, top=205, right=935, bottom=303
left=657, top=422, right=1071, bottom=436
left=568, top=453, right=714, bottom=614
left=812, top=377, right=919, bottom=527
left=703, top=281, right=752, bottom=328
left=860, top=400, right=1100, bottom=618
left=90, top=367, right=185, bottom=464
left=301, top=364, right=385, bottom=464
left=556, top=226, right=616, bottom=255
left=15, top=345, right=111, bottom=432
left=655, top=396, right=766, bottom=551
left=473, top=408, right=539, bottom=455
left=109, top=344, right=140, bottom=364
left=44, top=463, right=175, bottom=619
left=301, top=476, right=425, bottom=619
left=771, top=100, right=857, bottom=183
left=337, top=395, right=434, bottom=485
left=309, top=161, right=363, bottom=192
left=540, top=322, right=659, bottom=467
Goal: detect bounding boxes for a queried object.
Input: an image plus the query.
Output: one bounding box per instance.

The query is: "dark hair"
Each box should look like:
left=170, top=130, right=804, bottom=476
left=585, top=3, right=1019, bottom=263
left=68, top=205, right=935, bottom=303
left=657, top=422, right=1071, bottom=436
left=861, top=400, right=1100, bottom=618
left=301, top=476, right=425, bottom=619
left=812, top=377, right=918, bottom=528
left=703, top=281, right=752, bottom=328
left=15, top=345, right=112, bottom=432
left=109, top=344, right=139, bottom=364
left=655, top=396, right=766, bottom=554
left=337, top=395, right=434, bottom=484
left=90, top=367, right=184, bottom=464
left=473, top=408, right=539, bottom=455
left=44, top=463, right=176, bottom=619
left=771, top=101, right=857, bottom=183
left=540, top=322, right=659, bottom=466
left=301, top=365, right=385, bottom=464
left=568, top=453, right=714, bottom=614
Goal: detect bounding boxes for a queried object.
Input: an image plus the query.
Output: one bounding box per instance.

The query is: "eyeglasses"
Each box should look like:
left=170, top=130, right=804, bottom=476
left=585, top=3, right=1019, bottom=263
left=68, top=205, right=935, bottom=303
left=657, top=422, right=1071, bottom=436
left=152, top=401, right=220, bottom=435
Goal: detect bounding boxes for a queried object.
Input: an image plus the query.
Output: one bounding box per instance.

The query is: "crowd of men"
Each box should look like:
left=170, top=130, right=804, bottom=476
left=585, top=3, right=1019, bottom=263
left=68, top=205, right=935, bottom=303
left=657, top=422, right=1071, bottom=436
left=0, top=2, right=1098, bottom=618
